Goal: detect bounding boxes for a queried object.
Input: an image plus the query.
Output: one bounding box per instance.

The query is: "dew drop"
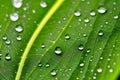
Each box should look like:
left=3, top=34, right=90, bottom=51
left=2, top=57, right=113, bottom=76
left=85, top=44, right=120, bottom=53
left=15, top=25, right=23, bottom=32
left=3, top=36, right=7, bottom=41
left=32, top=9, right=36, bottom=14
left=51, top=69, right=57, bottom=76
left=38, top=62, right=42, bottom=67
left=86, top=49, right=91, bottom=53
left=90, top=11, right=96, bottom=16
left=74, top=11, right=81, bottom=17
left=97, top=68, right=102, bottom=73
left=46, top=63, right=50, bottom=67
left=98, top=7, right=107, bottom=14
left=16, top=35, right=22, bottom=41
left=0, top=53, right=2, bottom=57
left=5, top=40, right=11, bottom=45
left=84, top=18, right=90, bottom=23
left=5, top=54, right=11, bottom=61
left=80, top=63, right=84, bottom=67
left=12, top=0, right=23, bottom=8
left=98, top=30, right=104, bottom=36
left=55, top=47, right=62, bottom=55
left=109, top=69, right=113, bottom=73
left=114, top=15, right=119, bottom=20
left=83, top=33, right=87, bottom=37
left=65, top=34, right=70, bottom=40
left=10, top=12, right=19, bottom=21
left=40, top=1, right=47, bottom=8
left=78, top=44, right=84, bottom=51
left=41, top=44, right=45, bottom=48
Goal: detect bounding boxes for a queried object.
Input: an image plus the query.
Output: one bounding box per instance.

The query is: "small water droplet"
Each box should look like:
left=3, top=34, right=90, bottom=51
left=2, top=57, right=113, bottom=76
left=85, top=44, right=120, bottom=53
left=114, top=15, right=119, bottom=20
left=109, top=69, right=113, bottom=73
left=51, top=69, right=57, bottom=76
left=80, top=63, right=84, bottom=67
left=84, top=18, right=90, bottom=23
left=5, top=54, right=11, bottom=61
left=46, top=63, right=50, bottom=67
left=40, top=1, right=47, bottom=8
left=55, top=47, right=62, bottom=55
left=98, top=7, right=107, bottom=14
left=5, top=40, right=11, bottom=45
left=65, top=34, right=70, bottom=40
left=32, top=9, right=36, bottom=14
left=93, top=76, right=96, bottom=79
left=41, top=44, right=45, bottom=48
left=12, top=0, right=23, bottom=8
left=86, top=49, right=91, bottom=53
left=0, top=53, right=2, bottom=57
left=74, top=11, right=81, bottom=17
left=38, top=62, right=42, bottom=67
left=97, top=68, right=102, bottom=73
left=16, top=35, right=22, bottom=41
left=90, top=11, right=96, bottom=16
left=98, top=30, right=104, bottom=36
left=10, top=12, right=19, bottom=21
left=83, top=33, right=87, bottom=37
left=3, top=36, right=7, bottom=41
left=78, top=44, right=84, bottom=51
left=15, top=25, right=23, bottom=32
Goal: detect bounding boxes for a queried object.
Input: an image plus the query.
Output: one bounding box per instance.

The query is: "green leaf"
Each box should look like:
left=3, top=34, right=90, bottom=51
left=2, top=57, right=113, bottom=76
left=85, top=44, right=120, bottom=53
left=0, top=0, right=120, bottom=80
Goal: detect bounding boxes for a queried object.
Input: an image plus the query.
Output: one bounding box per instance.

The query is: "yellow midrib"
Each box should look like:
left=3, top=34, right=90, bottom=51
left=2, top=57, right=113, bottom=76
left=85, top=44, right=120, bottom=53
left=15, top=0, right=64, bottom=80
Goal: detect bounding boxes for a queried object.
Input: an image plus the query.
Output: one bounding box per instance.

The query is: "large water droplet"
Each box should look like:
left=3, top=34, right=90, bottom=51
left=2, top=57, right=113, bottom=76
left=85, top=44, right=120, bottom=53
left=16, top=35, right=22, bottom=41
left=40, top=1, right=47, bottom=8
left=5, top=54, right=11, bottom=61
left=98, top=30, right=104, bottom=36
left=97, top=68, right=102, bottom=73
left=78, top=44, right=84, bottom=51
left=98, top=7, right=107, bottom=14
left=65, top=34, right=70, bottom=40
left=80, top=63, right=84, bottom=67
left=15, top=25, right=23, bottom=32
left=12, top=0, right=23, bottom=8
left=10, top=12, right=19, bottom=21
left=74, top=11, right=81, bottom=17
left=109, top=69, right=113, bottom=73
left=55, top=47, right=62, bottom=55
left=51, top=69, right=57, bottom=76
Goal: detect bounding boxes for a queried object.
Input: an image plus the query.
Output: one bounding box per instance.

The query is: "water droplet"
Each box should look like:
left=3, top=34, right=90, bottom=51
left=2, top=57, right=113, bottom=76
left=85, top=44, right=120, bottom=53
left=10, top=12, right=19, bottom=21
left=90, top=11, right=96, bottom=16
left=65, top=34, right=70, bottom=40
left=16, top=35, right=22, bottom=41
left=98, top=30, right=104, bottom=36
left=74, top=11, right=81, bottom=17
left=86, top=49, right=91, bottom=53
left=93, top=76, right=96, bottom=79
left=41, top=44, right=45, bottom=48
left=83, top=33, right=87, bottom=37
left=3, top=36, right=7, bottom=41
left=114, top=15, right=119, bottom=20
left=98, top=7, right=107, bottom=14
left=40, top=1, right=47, bottom=8
left=12, top=0, right=23, bottom=8
left=15, top=25, right=23, bottom=32
left=109, top=69, right=113, bottom=73
left=80, top=63, right=84, bottom=67
left=5, top=54, right=11, bottom=61
left=38, top=62, right=42, bottom=67
left=55, top=47, right=62, bottom=55
left=32, top=9, right=36, bottom=14
left=97, top=68, right=102, bottom=73
left=0, top=53, right=2, bottom=57
left=46, top=63, right=50, bottom=67
left=5, top=40, right=11, bottom=45
left=84, top=18, right=90, bottom=23
left=78, top=44, right=84, bottom=51
left=51, top=69, right=57, bottom=76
